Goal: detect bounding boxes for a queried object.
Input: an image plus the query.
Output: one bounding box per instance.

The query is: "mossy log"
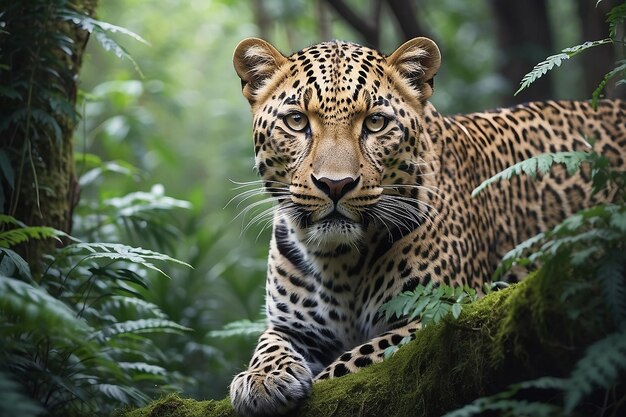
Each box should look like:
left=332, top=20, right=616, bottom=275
left=115, top=271, right=611, bottom=417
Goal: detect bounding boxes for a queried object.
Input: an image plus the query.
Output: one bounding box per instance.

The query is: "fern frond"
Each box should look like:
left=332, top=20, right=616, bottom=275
left=60, top=11, right=149, bottom=76
left=65, top=242, right=191, bottom=278
left=607, top=2, right=626, bottom=37
left=0, top=371, right=45, bottom=417
left=0, top=276, right=92, bottom=338
left=93, top=318, right=191, bottom=342
left=95, top=383, right=150, bottom=405
left=564, top=329, right=626, bottom=412
left=208, top=319, right=266, bottom=339
left=0, top=248, right=32, bottom=279
left=118, top=362, right=167, bottom=376
left=596, top=251, right=626, bottom=323
left=98, top=296, right=168, bottom=319
left=592, top=60, right=626, bottom=108
left=472, top=151, right=592, bottom=197
left=0, top=226, right=66, bottom=248
left=515, top=39, right=612, bottom=95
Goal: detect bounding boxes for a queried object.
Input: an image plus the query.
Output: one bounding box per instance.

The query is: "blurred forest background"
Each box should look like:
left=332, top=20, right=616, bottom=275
left=1, top=0, right=624, bottom=415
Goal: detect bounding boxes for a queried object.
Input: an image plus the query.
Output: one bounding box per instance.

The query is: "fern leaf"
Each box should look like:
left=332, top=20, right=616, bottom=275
left=607, top=3, right=626, bottom=37
left=564, top=329, right=626, bottom=413
left=99, top=296, right=168, bottom=319
left=95, top=383, right=150, bottom=405
left=592, top=60, right=626, bottom=108
left=93, top=318, right=191, bottom=342
left=0, top=371, right=45, bottom=417
left=208, top=319, right=266, bottom=339
left=0, top=226, right=65, bottom=248
left=596, top=251, right=626, bottom=323
left=0, top=275, right=92, bottom=338
left=60, top=11, right=149, bottom=76
left=0, top=248, right=31, bottom=279
left=118, top=362, right=167, bottom=376
left=515, top=39, right=612, bottom=95
left=472, top=152, right=592, bottom=197
left=66, top=242, right=191, bottom=278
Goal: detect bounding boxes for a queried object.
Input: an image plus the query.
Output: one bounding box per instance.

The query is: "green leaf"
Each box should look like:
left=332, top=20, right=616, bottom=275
left=0, top=225, right=66, bottom=248
left=564, top=330, right=626, bottom=413
left=591, top=60, right=626, bottom=108
left=0, top=248, right=32, bottom=279
left=596, top=251, right=626, bottom=323
left=0, top=275, right=93, bottom=339
left=472, top=152, right=592, bottom=197
left=515, top=39, right=612, bottom=95
left=452, top=302, right=462, bottom=319
left=65, top=242, right=191, bottom=278
left=94, top=318, right=191, bottom=342
left=0, top=371, right=45, bottom=417
left=607, top=2, right=626, bottom=37
left=60, top=11, right=149, bottom=76
left=208, top=319, right=266, bottom=339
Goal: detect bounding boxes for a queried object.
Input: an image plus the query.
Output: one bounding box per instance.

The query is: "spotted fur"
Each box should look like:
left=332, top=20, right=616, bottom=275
left=229, top=37, right=626, bottom=416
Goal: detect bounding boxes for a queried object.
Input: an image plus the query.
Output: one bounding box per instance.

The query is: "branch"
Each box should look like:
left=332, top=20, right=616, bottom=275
left=114, top=272, right=615, bottom=417
left=324, top=0, right=379, bottom=47
left=386, top=0, right=433, bottom=41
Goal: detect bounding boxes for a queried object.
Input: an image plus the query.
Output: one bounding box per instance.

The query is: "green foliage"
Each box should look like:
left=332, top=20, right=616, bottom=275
left=516, top=0, right=626, bottom=102
left=60, top=10, right=149, bottom=75
left=0, top=213, right=193, bottom=416
left=380, top=283, right=478, bottom=325
left=0, top=214, right=67, bottom=248
left=0, top=0, right=148, bottom=216
left=457, top=135, right=626, bottom=417
left=208, top=318, right=266, bottom=339
left=515, top=39, right=612, bottom=96
left=0, top=371, right=45, bottom=417
left=606, top=2, right=626, bottom=37
left=471, top=150, right=594, bottom=197
left=444, top=329, right=626, bottom=417
left=450, top=4, right=626, bottom=414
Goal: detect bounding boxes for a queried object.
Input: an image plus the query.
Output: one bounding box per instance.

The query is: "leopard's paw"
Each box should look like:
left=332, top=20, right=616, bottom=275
left=229, top=361, right=313, bottom=416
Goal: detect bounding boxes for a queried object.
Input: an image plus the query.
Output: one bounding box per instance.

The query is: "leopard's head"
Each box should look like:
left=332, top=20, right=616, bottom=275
left=233, top=38, right=441, bottom=247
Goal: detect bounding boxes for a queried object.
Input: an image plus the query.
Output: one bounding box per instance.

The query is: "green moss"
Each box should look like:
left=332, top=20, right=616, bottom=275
left=116, top=272, right=612, bottom=417
left=113, top=395, right=236, bottom=417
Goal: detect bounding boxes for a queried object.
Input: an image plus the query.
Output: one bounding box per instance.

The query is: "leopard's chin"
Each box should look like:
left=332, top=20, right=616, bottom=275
left=305, top=215, right=363, bottom=247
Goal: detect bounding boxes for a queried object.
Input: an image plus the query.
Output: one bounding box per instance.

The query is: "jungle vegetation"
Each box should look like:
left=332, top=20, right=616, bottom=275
left=1, top=0, right=624, bottom=416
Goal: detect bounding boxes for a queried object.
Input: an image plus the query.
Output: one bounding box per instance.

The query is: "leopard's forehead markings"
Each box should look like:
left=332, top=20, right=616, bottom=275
left=282, top=41, right=387, bottom=122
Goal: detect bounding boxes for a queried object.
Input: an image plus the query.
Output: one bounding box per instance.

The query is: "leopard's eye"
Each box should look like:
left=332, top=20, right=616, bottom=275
left=283, top=112, right=309, bottom=132
left=364, top=114, right=389, bottom=133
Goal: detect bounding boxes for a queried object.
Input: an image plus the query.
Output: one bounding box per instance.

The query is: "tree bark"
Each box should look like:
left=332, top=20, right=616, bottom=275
left=114, top=271, right=619, bottom=417
left=489, top=0, right=555, bottom=104
left=0, top=0, right=96, bottom=273
left=576, top=0, right=626, bottom=99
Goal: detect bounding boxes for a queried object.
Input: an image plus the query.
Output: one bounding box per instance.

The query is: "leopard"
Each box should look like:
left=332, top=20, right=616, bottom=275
left=229, top=36, right=626, bottom=416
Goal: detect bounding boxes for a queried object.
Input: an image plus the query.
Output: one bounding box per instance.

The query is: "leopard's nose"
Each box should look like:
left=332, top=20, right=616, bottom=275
left=311, top=174, right=360, bottom=203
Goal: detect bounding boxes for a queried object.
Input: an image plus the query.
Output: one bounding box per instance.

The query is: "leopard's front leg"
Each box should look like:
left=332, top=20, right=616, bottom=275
left=229, top=328, right=313, bottom=416
left=314, top=322, right=420, bottom=381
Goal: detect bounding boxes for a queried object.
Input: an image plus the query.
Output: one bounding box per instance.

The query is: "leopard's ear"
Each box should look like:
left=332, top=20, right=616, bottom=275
left=233, top=38, right=287, bottom=104
left=388, top=37, right=441, bottom=102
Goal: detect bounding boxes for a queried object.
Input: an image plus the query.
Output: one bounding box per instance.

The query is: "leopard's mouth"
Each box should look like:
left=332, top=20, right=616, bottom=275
left=302, top=208, right=364, bottom=246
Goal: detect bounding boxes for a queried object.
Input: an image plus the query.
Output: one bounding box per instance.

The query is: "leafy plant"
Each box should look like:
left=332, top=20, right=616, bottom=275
left=446, top=3, right=626, bottom=415
left=380, top=282, right=478, bottom=326
left=515, top=0, right=626, bottom=107
left=0, top=213, right=192, bottom=416
left=379, top=283, right=478, bottom=358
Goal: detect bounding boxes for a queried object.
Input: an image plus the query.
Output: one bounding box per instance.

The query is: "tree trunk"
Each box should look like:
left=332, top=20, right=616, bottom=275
left=0, top=0, right=96, bottom=273
left=576, top=0, right=626, bottom=99
left=114, top=271, right=620, bottom=417
left=489, top=0, right=555, bottom=104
